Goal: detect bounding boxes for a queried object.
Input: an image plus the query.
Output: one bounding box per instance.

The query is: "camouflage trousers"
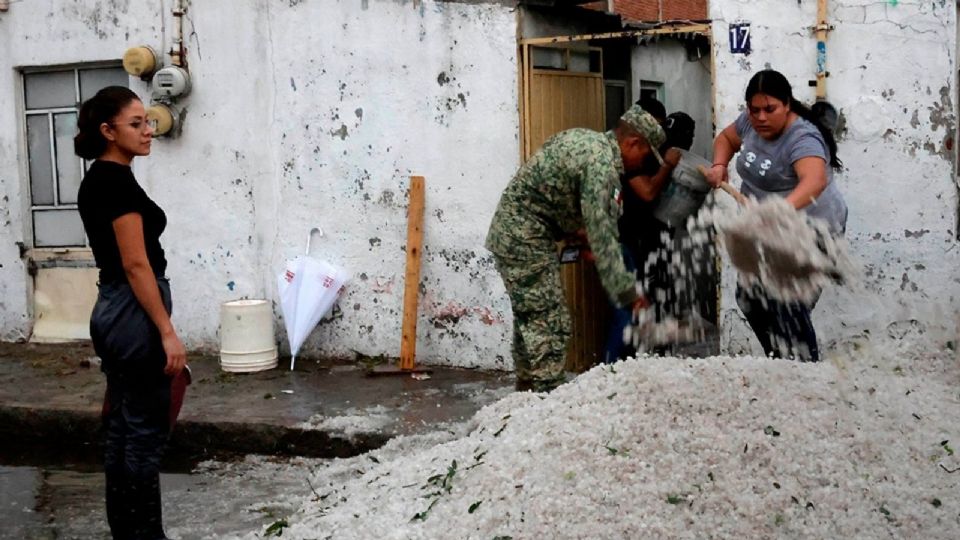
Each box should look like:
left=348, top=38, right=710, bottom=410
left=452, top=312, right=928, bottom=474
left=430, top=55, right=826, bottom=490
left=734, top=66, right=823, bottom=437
left=492, top=253, right=570, bottom=391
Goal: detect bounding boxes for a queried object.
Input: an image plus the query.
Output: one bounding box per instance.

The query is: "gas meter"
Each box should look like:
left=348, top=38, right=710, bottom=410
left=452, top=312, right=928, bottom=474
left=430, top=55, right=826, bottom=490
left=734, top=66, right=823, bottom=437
left=152, top=66, right=191, bottom=99
left=122, top=46, right=161, bottom=79
left=146, top=104, right=180, bottom=137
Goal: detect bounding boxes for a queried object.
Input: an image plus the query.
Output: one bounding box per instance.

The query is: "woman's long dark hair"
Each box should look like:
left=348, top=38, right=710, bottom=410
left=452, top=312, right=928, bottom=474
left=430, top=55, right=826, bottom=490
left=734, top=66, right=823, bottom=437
left=745, top=69, right=842, bottom=170
left=74, top=86, right=141, bottom=160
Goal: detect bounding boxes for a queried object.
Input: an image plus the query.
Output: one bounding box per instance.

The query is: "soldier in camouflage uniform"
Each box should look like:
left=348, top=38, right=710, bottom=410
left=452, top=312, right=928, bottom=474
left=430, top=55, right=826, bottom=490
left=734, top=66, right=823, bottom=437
left=486, top=105, right=667, bottom=392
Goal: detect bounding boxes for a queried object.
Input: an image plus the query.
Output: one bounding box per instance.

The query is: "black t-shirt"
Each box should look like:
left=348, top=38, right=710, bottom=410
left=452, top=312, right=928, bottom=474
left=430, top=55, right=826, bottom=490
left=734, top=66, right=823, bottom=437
left=78, top=160, right=167, bottom=284
left=619, top=154, right=665, bottom=260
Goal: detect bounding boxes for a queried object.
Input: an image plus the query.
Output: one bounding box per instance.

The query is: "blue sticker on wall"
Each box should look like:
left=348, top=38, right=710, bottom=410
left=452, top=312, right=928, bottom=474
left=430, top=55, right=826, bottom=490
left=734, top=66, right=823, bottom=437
left=729, top=23, right=751, bottom=55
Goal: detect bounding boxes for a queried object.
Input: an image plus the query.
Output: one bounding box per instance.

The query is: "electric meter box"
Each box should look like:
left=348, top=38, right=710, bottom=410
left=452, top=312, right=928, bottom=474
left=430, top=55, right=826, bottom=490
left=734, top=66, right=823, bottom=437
left=146, top=104, right=180, bottom=137
left=152, top=66, right=191, bottom=99
left=122, top=46, right=160, bottom=79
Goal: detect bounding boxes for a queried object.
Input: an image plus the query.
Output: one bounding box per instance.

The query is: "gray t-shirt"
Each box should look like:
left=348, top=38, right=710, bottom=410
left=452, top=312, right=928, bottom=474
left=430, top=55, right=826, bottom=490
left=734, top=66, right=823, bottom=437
left=734, top=112, right=848, bottom=234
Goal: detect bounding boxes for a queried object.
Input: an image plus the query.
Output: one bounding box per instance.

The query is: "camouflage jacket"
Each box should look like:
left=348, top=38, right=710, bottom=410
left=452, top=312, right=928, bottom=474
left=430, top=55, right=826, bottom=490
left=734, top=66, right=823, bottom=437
left=486, top=129, right=639, bottom=307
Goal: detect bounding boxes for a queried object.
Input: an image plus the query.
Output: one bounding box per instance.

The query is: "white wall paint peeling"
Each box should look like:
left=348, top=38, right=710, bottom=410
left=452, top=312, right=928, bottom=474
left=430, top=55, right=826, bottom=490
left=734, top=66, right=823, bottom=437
left=0, top=0, right=519, bottom=368
left=258, top=1, right=519, bottom=368
left=709, top=0, right=959, bottom=355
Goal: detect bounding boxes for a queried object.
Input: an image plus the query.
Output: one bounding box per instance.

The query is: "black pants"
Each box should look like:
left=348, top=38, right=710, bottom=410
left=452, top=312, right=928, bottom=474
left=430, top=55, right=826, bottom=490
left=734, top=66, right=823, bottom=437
left=736, top=284, right=820, bottom=362
left=91, top=279, right=172, bottom=540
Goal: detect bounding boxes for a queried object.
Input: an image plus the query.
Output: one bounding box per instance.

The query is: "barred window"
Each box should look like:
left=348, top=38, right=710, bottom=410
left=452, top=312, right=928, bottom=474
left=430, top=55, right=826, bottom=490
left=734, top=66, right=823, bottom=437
left=23, top=65, right=128, bottom=247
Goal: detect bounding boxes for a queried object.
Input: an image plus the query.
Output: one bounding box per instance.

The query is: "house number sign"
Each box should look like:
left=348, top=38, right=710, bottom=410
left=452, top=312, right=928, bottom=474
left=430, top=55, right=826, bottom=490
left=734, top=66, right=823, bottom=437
left=729, top=23, right=751, bottom=55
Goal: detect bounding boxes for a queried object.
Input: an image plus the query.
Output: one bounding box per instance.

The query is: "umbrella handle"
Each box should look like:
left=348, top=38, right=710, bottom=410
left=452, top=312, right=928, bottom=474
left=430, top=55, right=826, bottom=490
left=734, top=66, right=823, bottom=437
left=306, top=227, right=324, bottom=255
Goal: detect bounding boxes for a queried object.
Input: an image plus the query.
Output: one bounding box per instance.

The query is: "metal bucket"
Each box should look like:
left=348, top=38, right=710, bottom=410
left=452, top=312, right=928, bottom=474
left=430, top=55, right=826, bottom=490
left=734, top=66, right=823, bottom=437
left=652, top=150, right=712, bottom=228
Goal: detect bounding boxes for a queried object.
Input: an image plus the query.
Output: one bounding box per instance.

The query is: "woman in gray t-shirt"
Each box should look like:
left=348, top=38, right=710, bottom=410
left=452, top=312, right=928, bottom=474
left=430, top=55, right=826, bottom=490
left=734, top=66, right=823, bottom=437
left=704, top=69, right=847, bottom=362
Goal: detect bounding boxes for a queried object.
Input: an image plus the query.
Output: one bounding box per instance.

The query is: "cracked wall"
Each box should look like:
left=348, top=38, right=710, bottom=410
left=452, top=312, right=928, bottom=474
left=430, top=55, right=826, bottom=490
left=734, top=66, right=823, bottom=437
left=710, top=0, right=959, bottom=354
left=0, top=0, right=519, bottom=369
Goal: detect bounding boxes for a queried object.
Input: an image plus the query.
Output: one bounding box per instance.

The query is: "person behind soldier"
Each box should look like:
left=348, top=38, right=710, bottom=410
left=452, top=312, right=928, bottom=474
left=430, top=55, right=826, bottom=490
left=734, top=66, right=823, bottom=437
left=603, top=107, right=697, bottom=362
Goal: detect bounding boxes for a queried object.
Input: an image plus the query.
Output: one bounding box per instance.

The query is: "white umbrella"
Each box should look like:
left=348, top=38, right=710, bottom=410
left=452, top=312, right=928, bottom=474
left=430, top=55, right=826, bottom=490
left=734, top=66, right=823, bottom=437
left=277, top=227, right=350, bottom=370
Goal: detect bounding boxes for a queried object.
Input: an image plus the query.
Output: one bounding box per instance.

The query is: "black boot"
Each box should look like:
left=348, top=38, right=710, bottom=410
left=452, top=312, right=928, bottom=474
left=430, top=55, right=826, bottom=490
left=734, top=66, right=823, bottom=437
left=105, top=470, right=134, bottom=540
left=130, top=473, right=168, bottom=540
left=515, top=378, right=535, bottom=392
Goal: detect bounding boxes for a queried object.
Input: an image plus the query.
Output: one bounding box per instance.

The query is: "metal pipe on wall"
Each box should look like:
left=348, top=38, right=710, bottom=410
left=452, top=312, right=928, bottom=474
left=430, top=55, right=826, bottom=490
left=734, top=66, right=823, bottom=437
left=171, top=0, right=185, bottom=67
left=811, top=1, right=840, bottom=146
left=815, top=0, right=830, bottom=100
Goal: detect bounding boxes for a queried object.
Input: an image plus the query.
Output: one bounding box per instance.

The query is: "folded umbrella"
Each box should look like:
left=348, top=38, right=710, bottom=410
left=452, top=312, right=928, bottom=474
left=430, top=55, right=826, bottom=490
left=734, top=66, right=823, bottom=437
left=277, top=228, right=350, bottom=370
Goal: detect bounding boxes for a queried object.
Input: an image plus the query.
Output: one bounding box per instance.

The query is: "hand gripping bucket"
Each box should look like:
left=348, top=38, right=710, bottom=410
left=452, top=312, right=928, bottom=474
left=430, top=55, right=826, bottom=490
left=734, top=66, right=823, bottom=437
left=652, top=150, right=713, bottom=228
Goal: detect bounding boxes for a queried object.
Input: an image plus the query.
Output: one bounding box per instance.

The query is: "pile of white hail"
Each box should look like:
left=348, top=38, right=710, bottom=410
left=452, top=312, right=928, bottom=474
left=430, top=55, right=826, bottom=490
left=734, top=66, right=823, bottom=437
left=298, top=406, right=397, bottom=438
left=237, top=341, right=959, bottom=540
left=224, top=197, right=949, bottom=540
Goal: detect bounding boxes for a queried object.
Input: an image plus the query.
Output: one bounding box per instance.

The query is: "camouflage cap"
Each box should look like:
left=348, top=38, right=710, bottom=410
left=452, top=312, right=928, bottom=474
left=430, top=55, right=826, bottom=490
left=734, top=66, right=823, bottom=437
left=620, top=104, right=666, bottom=164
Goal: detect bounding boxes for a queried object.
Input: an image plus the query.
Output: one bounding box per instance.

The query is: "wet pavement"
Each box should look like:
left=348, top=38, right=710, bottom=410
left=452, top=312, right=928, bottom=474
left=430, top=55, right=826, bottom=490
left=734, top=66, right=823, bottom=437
left=0, top=341, right=514, bottom=539
left=0, top=341, right=514, bottom=461
left=0, top=458, right=315, bottom=539
left=1, top=465, right=43, bottom=538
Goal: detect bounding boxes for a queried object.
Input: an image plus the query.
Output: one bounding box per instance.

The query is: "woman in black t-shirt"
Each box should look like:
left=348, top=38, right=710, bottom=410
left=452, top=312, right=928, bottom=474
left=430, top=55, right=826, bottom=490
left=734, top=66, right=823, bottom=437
left=75, top=86, right=185, bottom=540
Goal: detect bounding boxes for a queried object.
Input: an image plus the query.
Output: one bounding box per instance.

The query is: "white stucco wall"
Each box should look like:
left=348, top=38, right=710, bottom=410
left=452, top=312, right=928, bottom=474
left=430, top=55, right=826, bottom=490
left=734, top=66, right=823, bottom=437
left=0, top=10, right=29, bottom=341
left=631, top=39, right=714, bottom=157
left=0, top=0, right=520, bottom=369
left=709, top=0, right=959, bottom=354
left=8, top=0, right=952, bottom=366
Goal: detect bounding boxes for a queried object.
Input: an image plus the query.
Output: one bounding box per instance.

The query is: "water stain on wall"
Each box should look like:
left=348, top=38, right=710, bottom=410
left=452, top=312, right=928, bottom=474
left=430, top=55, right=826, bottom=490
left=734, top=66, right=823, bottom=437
left=926, top=85, right=956, bottom=159
left=427, top=248, right=494, bottom=281
left=433, top=69, right=469, bottom=126
left=66, top=0, right=132, bottom=40
left=900, top=272, right=919, bottom=292
left=0, top=195, right=10, bottom=227
left=330, top=124, right=349, bottom=140
left=378, top=190, right=398, bottom=208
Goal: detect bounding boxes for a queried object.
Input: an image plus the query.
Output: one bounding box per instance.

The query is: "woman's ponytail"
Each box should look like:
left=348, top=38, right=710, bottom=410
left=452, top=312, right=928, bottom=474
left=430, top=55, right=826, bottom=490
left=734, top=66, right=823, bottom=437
left=790, top=98, right=842, bottom=171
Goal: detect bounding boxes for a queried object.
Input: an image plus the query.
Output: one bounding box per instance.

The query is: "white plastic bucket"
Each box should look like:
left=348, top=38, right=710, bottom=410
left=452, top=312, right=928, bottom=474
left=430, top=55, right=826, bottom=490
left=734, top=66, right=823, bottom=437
left=219, top=299, right=278, bottom=372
